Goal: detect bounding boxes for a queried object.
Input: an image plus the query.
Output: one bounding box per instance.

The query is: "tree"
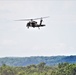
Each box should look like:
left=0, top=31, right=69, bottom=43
left=37, top=62, right=46, bottom=72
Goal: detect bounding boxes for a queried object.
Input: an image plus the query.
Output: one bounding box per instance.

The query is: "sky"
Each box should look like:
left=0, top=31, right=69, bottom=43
left=0, top=0, right=76, bottom=57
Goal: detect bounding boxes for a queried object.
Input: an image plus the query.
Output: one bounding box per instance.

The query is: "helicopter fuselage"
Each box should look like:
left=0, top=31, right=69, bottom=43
left=26, top=20, right=45, bottom=29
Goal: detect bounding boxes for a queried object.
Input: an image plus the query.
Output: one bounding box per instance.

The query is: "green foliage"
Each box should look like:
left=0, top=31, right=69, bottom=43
left=0, top=62, right=76, bottom=75
left=58, top=62, right=69, bottom=68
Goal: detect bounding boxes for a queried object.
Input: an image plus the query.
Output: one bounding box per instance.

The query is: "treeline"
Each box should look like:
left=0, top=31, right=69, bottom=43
left=0, top=62, right=76, bottom=75
left=0, top=56, right=76, bottom=66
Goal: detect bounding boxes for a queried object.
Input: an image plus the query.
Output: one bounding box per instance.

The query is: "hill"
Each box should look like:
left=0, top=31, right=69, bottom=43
left=0, top=56, right=76, bottom=66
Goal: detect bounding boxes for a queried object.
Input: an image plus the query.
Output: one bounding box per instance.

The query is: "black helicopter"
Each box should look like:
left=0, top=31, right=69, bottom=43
left=15, top=16, right=49, bottom=29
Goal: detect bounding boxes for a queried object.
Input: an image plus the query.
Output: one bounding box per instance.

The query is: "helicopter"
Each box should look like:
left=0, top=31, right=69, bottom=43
left=15, top=16, right=49, bottom=29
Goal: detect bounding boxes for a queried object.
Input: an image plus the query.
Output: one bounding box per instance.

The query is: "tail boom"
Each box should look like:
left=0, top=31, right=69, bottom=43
left=37, top=24, right=45, bottom=27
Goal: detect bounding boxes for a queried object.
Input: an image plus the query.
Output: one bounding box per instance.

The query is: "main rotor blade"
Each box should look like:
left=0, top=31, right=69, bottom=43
left=14, top=19, right=32, bottom=21
left=14, top=16, right=49, bottom=21
left=33, top=16, right=50, bottom=20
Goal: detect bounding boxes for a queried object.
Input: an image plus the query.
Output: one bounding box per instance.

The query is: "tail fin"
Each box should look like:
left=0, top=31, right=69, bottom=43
left=40, top=19, right=43, bottom=25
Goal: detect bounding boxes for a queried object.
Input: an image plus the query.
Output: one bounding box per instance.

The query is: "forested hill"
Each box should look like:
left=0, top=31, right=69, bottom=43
left=0, top=56, right=76, bottom=66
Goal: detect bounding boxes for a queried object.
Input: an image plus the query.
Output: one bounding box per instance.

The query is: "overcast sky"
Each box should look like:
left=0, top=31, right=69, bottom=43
left=0, top=0, right=76, bottom=57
